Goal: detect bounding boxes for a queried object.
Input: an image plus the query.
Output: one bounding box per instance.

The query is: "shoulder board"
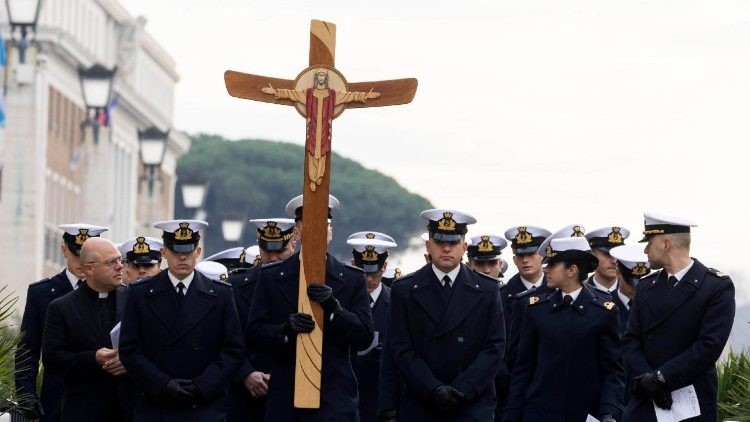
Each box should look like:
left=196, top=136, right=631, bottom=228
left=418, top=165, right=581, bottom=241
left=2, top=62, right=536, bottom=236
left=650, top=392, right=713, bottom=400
left=260, top=260, right=283, bottom=269
left=344, top=263, right=365, bottom=273
left=29, top=277, right=52, bottom=287
left=590, top=287, right=613, bottom=301
left=228, top=267, right=250, bottom=276
left=211, top=279, right=232, bottom=288
left=641, top=269, right=660, bottom=281
left=514, top=288, right=537, bottom=300
left=707, top=268, right=730, bottom=279
left=527, top=294, right=548, bottom=306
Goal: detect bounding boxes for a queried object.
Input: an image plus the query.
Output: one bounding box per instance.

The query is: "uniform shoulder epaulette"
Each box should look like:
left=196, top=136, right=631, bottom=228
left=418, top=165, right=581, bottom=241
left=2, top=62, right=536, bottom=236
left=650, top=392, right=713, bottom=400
left=514, top=288, right=537, bottom=301
left=344, top=263, right=365, bottom=273
left=29, top=277, right=52, bottom=287
left=259, top=260, right=283, bottom=270
left=707, top=268, right=730, bottom=279
left=211, top=279, right=232, bottom=288
left=228, top=267, right=250, bottom=276
left=527, top=294, right=548, bottom=306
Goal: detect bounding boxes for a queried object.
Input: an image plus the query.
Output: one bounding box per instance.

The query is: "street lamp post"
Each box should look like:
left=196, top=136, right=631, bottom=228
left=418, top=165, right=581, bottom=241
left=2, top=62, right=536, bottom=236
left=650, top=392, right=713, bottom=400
left=5, top=0, right=42, bottom=64
left=138, top=127, right=169, bottom=197
left=181, top=182, right=208, bottom=209
left=78, top=64, right=115, bottom=144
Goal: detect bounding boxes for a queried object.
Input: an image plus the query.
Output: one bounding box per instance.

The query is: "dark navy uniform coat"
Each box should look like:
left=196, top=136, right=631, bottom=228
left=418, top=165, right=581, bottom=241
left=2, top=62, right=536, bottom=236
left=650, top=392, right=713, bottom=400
left=622, top=260, right=735, bottom=422
left=226, top=265, right=271, bottom=422
left=504, top=285, right=624, bottom=422
left=42, top=285, right=132, bottom=421
left=389, top=263, right=505, bottom=421
left=245, top=252, right=374, bottom=422
left=119, top=269, right=244, bottom=422
left=587, top=277, right=628, bottom=333
left=352, top=284, right=390, bottom=422
left=16, top=270, right=73, bottom=422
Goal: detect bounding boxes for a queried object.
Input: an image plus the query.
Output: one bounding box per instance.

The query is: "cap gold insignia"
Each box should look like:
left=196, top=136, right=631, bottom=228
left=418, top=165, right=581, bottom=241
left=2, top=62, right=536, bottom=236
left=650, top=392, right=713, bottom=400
left=75, top=228, right=90, bottom=246
left=477, top=236, right=494, bottom=253
left=529, top=296, right=539, bottom=305
left=174, top=223, right=193, bottom=241
left=604, top=301, right=615, bottom=311
left=632, top=262, right=648, bottom=277
left=362, top=246, right=379, bottom=263
left=220, top=274, right=228, bottom=282
left=572, top=226, right=584, bottom=237
left=239, top=250, right=246, bottom=263
left=608, top=227, right=624, bottom=245
left=515, top=227, right=532, bottom=245
left=394, top=268, right=402, bottom=277
left=261, top=221, right=282, bottom=240
left=437, top=212, right=457, bottom=231
left=133, top=236, right=150, bottom=254
left=545, top=245, right=555, bottom=258
left=253, top=255, right=262, bottom=266
left=366, top=233, right=376, bottom=239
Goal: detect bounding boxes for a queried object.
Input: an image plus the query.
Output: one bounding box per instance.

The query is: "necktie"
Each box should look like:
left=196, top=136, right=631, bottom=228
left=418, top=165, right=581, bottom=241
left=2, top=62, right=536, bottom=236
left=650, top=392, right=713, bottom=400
left=668, top=276, right=679, bottom=290
left=442, top=275, right=452, bottom=290
left=369, top=296, right=375, bottom=308
left=562, top=295, right=574, bottom=307
left=176, top=282, right=186, bottom=307
left=627, top=299, right=632, bottom=308
left=76, top=279, right=83, bottom=289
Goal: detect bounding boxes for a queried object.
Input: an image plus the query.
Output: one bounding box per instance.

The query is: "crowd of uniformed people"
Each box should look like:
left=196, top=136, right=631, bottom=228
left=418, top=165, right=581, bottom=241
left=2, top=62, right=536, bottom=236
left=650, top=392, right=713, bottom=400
left=12, top=193, right=735, bottom=422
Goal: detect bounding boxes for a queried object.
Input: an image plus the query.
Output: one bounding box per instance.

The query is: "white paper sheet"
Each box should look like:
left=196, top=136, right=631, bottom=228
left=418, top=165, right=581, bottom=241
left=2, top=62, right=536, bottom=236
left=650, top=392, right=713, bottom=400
left=110, top=322, right=121, bottom=350
left=357, top=331, right=379, bottom=356
left=654, top=384, right=701, bottom=422
left=585, top=415, right=600, bottom=422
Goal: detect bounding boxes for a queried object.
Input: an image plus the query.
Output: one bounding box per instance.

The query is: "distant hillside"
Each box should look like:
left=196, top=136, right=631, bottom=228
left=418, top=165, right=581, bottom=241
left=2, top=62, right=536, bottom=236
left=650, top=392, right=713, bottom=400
left=175, top=133, right=433, bottom=258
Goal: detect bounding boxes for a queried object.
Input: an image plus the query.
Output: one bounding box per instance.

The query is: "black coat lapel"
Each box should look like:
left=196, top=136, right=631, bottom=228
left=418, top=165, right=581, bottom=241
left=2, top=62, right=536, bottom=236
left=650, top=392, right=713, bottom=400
left=145, top=271, right=180, bottom=330
left=272, top=253, right=300, bottom=308
left=237, top=266, right=260, bottom=310
left=168, top=273, right=218, bottom=344
left=646, top=261, right=705, bottom=330
left=411, top=265, right=445, bottom=324
left=325, top=254, right=345, bottom=295
left=115, top=285, right=127, bottom=322
left=435, top=265, right=483, bottom=337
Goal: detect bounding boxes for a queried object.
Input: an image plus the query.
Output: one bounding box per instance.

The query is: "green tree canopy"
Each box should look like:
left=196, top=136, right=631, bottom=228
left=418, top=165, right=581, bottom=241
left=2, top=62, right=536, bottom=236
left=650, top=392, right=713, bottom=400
left=175, top=133, right=432, bottom=259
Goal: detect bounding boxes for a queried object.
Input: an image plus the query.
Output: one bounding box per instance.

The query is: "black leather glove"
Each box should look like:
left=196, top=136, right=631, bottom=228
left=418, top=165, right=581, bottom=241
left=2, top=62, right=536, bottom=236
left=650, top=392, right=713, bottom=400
left=161, top=379, right=195, bottom=407
left=601, top=414, right=616, bottom=422
left=429, top=384, right=465, bottom=412
left=19, top=395, right=45, bottom=418
left=307, top=284, right=341, bottom=313
left=376, top=409, right=398, bottom=422
left=634, top=372, right=672, bottom=410
left=285, top=312, right=316, bottom=335
left=176, top=379, right=202, bottom=403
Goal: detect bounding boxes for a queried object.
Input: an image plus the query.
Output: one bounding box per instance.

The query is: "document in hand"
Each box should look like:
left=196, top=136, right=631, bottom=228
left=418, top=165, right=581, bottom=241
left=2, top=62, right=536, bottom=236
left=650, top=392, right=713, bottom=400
left=585, top=415, right=600, bottom=422
left=110, top=321, right=121, bottom=350
left=357, top=331, right=379, bottom=356
left=653, top=384, right=701, bottom=422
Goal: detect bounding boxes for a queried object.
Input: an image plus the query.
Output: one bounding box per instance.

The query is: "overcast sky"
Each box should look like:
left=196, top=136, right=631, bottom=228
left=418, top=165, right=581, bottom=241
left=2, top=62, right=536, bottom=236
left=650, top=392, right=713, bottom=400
left=120, top=0, right=750, bottom=303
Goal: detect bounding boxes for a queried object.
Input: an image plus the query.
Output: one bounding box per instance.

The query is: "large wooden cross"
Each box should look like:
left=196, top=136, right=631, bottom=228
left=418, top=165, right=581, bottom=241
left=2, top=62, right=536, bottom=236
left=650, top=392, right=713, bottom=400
left=224, top=19, right=417, bottom=408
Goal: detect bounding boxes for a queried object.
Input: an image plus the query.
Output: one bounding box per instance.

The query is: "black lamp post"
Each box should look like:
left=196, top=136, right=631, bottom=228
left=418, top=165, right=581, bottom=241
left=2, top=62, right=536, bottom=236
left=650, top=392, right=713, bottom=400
left=138, top=127, right=169, bottom=197
left=5, top=0, right=42, bottom=64
left=79, top=64, right=115, bottom=144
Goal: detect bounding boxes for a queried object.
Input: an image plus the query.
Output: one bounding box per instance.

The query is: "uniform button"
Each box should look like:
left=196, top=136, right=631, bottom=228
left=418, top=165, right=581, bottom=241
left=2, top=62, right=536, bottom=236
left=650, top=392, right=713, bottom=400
left=193, top=345, right=199, bottom=351
left=280, top=272, right=285, bottom=277
left=647, top=334, right=654, bottom=340
left=457, top=337, right=464, bottom=343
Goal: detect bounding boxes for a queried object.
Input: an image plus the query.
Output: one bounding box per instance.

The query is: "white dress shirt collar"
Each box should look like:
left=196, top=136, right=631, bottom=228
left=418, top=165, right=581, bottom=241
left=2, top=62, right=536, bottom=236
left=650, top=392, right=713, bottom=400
left=65, top=269, right=81, bottom=290
left=617, top=290, right=631, bottom=310
left=168, top=270, right=195, bottom=293
left=370, top=283, right=383, bottom=305
left=670, top=259, right=695, bottom=282
left=520, top=273, right=544, bottom=291
left=432, top=264, right=461, bottom=287
left=563, top=286, right=583, bottom=303
left=592, top=275, right=618, bottom=293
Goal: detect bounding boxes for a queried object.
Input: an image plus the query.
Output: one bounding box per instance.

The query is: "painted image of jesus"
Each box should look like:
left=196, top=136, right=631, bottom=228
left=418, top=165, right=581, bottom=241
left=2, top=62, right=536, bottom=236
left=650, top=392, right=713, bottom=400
left=262, top=70, right=380, bottom=191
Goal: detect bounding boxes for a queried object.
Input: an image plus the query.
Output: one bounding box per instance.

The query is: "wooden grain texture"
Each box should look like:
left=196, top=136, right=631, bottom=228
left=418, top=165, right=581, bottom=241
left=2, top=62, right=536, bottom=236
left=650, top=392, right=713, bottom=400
left=224, top=71, right=295, bottom=105
left=294, top=254, right=323, bottom=408
left=347, top=78, right=419, bottom=108
left=309, top=20, right=336, bottom=67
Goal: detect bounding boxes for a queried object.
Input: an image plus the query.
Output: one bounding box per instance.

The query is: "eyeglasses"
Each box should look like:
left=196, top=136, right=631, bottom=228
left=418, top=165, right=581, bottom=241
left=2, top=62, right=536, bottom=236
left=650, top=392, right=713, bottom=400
left=88, top=256, right=126, bottom=267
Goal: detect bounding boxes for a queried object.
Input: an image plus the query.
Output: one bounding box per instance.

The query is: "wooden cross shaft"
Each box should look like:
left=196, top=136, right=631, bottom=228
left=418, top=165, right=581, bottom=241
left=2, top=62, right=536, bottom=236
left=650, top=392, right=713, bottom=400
left=224, top=19, right=417, bottom=409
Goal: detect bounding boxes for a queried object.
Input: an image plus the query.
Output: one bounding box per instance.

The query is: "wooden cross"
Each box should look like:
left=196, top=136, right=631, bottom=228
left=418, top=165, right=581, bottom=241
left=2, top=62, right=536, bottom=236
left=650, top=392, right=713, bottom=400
left=224, top=19, right=417, bottom=408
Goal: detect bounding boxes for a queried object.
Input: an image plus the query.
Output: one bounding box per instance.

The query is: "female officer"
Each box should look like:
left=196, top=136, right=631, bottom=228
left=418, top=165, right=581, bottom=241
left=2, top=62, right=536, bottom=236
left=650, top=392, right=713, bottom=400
left=503, top=237, right=625, bottom=422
